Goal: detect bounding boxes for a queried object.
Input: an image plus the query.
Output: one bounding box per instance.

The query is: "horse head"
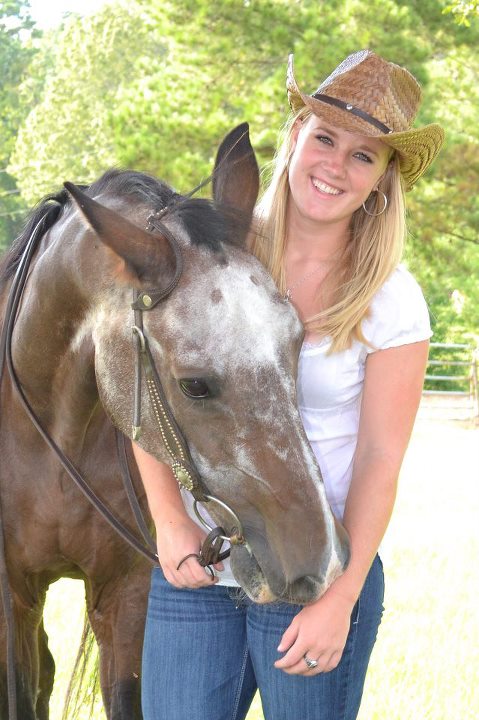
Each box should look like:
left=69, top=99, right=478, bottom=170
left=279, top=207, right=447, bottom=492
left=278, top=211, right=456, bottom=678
left=64, top=124, right=350, bottom=604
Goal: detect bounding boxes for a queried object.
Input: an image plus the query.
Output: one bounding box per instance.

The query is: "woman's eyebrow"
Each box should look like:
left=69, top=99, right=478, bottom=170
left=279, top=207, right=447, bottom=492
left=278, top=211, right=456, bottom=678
left=312, top=123, right=338, bottom=137
left=356, top=143, right=381, bottom=157
left=313, top=124, right=382, bottom=157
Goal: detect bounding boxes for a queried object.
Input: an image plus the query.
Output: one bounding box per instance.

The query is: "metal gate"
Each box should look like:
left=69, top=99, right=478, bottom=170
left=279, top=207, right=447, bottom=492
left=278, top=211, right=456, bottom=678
left=421, top=342, right=478, bottom=421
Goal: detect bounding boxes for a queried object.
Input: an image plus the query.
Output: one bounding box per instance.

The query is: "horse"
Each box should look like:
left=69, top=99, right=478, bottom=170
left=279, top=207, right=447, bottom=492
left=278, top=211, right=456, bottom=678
left=0, top=124, right=350, bottom=719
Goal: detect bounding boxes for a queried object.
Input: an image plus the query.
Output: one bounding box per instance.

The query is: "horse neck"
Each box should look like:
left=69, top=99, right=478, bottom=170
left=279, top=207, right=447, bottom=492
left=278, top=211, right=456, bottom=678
left=8, top=233, right=101, bottom=447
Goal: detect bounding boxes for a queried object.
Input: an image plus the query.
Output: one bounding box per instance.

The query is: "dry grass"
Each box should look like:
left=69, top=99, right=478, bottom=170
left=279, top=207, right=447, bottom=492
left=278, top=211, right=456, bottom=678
left=357, top=419, right=479, bottom=720
left=44, top=418, right=478, bottom=719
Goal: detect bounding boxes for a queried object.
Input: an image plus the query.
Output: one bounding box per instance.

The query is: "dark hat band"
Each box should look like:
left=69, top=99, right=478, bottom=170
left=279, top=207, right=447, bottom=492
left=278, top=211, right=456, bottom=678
left=311, top=93, right=392, bottom=134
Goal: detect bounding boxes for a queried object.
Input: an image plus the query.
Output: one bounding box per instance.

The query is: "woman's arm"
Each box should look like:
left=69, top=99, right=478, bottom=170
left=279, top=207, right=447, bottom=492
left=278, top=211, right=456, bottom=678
left=132, top=442, right=221, bottom=587
left=275, top=339, right=429, bottom=675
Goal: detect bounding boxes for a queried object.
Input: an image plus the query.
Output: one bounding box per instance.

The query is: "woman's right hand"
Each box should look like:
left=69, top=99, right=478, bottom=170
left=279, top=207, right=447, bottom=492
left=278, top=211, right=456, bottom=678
left=155, top=510, right=224, bottom=588
left=131, top=443, right=223, bottom=588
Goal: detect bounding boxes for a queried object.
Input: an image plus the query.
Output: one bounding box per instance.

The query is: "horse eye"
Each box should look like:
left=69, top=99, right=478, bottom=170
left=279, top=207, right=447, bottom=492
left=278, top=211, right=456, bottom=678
left=179, top=378, right=211, bottom=399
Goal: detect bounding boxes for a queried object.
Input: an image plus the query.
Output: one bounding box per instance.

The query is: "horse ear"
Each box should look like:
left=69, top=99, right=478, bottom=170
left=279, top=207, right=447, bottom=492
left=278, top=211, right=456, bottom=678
left=64, top=182, right=177, bottom=286
left=212, top=123, right=259, bottom=225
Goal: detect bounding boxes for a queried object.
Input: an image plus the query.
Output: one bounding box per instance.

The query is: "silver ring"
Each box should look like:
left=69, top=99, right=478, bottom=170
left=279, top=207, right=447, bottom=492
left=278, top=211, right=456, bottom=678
left=193, top=495, right=244, bottom=543
left=303, top=654, right=318, bottom=670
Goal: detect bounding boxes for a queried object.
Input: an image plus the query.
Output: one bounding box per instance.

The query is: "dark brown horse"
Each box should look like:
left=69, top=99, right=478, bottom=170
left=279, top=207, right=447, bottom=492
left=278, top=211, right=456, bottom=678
left=0, top=125, right=349, bottom=719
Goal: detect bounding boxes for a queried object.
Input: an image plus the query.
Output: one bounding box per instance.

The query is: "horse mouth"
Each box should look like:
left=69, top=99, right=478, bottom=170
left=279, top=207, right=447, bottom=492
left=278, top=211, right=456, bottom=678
left=230, top=545, right=329, bottom=605
left=229, top=546, right=276, bottom=603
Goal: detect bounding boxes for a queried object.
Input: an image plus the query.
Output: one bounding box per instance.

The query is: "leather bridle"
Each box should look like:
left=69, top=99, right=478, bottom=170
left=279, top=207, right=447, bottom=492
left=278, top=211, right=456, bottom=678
left=130, top=210, right=246, bottom=565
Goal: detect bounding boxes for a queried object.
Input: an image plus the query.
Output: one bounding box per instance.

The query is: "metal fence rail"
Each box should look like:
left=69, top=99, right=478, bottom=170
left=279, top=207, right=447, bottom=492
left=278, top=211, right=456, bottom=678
left=422, top=342, right=478, bottom=420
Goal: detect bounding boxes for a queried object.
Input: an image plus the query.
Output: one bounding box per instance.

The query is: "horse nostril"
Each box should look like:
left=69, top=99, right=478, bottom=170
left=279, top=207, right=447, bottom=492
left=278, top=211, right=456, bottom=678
left=286, top=575, right=324, bottom=604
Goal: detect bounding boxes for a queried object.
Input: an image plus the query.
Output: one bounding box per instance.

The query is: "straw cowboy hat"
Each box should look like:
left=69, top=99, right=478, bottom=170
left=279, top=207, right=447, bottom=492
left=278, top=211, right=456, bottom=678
left=287, top=51, right=445, bottom=190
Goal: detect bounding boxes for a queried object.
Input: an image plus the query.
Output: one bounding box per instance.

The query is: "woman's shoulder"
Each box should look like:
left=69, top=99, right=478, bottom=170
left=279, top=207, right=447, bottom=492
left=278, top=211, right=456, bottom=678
left=373, top=265, right=426, bottom=305
left=363, top=265, right=432, bottom=352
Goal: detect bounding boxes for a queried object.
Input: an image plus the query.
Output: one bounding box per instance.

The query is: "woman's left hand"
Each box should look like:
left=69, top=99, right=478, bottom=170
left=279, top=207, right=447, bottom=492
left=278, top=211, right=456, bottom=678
left=274, top=587, right=355, bottom=675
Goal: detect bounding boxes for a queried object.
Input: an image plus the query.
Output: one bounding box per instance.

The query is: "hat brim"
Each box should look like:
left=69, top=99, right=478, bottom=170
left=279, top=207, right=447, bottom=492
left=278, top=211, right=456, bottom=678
left=289, top=88, right=444, bottom=191
left=380, top=126, right=445, bottom=191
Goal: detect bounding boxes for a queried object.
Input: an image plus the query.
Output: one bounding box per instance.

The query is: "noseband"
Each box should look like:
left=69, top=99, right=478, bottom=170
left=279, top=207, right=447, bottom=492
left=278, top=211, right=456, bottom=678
left=129, top=210, right=246, bottom=570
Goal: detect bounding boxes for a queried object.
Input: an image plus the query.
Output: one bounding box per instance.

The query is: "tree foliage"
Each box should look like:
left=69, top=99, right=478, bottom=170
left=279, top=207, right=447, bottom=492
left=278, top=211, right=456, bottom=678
left=443, top=0, right=479, bottom=25
left=3, top=0, right=479, bottom=344
left=0, top=0, right=37, bottom=251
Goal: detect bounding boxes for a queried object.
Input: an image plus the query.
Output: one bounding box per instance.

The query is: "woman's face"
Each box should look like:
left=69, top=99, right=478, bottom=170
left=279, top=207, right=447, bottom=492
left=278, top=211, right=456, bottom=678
left=287, top=114, right=391, bottom=232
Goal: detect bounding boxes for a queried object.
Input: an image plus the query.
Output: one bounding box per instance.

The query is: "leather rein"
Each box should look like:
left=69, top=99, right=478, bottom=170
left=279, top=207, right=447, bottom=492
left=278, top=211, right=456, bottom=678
left=0, top=202, right=245, bottom=720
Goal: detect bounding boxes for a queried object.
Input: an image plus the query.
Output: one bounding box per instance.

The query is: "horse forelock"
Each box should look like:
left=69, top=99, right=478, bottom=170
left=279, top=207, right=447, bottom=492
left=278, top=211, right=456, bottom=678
left=172, top=199, right=251, bottom=253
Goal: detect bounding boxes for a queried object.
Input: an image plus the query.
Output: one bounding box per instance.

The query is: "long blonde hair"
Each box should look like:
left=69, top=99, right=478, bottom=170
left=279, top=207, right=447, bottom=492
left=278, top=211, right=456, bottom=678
left=251, top=107, right=406, bottom=353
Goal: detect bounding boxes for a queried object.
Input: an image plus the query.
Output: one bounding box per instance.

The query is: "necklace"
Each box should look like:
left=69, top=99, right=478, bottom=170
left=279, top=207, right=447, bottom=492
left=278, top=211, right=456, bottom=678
left=284, top=264, right=324, bottom=301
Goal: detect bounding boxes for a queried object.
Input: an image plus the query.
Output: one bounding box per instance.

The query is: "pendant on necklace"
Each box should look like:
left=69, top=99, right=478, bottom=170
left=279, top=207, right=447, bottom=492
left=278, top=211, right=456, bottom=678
left=284, top=264, right=323, bottom=301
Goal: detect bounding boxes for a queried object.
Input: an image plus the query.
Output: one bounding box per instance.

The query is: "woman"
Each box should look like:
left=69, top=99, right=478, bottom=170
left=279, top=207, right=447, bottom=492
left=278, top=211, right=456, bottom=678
left=136, top=50, right=444, bottom=720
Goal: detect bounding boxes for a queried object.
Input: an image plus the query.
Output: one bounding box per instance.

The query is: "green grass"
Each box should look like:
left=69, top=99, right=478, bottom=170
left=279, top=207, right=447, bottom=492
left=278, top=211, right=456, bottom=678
left=43, top=581, right=103, bottom=720
left=44, top=419, right=478, bottom=719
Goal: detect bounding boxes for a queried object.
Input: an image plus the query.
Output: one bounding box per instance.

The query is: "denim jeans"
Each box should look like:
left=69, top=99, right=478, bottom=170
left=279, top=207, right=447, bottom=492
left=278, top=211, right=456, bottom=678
left=141, top=555, right=384, bottom=720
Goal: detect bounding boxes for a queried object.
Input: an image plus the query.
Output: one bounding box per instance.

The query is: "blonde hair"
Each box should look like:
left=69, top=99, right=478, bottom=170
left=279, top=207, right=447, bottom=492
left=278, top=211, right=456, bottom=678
left=251, top=108, right=406, bottom=353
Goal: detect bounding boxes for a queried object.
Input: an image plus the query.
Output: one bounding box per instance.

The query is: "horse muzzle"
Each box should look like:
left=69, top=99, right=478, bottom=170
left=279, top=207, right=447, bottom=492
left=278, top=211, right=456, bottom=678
left=229, top=543, right=348, bottom=605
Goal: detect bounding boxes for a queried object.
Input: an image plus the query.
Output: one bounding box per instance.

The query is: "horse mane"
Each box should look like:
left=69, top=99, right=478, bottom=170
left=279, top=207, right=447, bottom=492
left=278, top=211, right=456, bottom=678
left=0, top=169, right=250, bottom=284
left=0, top=189, right=70, bottom=283
left=87, top=168, right=175, bottom=210
left=87, top=169, right=250, bottom=252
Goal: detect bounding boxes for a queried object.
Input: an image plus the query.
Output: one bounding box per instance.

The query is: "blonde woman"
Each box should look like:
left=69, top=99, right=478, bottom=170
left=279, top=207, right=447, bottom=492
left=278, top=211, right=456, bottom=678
left=138, top=51, right=444, bottom=720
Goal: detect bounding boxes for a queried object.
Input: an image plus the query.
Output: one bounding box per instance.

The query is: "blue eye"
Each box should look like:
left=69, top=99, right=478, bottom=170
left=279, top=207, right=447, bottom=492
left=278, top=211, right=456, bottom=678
left=316, top=135, right=333, bottom=145
left=355, top=152, right=373, bottom=163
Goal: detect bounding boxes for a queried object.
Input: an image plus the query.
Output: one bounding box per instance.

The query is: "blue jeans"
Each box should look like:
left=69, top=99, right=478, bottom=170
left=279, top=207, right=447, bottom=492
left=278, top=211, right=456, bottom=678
left=141, top=555, right=384, bottom=720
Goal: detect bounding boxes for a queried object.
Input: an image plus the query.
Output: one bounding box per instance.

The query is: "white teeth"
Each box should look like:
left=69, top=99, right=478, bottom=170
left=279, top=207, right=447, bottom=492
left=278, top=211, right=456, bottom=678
left=312, top=179, right=342, bottom=195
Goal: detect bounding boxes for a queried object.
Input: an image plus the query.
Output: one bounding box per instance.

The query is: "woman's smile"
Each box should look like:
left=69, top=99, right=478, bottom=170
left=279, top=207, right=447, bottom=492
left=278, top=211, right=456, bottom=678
left=311, top=177, right=344, bottom=196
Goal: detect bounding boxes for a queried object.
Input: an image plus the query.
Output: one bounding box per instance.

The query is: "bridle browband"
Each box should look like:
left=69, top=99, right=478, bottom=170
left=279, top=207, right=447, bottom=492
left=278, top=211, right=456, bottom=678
left=0, top=198, right=246, bottom=720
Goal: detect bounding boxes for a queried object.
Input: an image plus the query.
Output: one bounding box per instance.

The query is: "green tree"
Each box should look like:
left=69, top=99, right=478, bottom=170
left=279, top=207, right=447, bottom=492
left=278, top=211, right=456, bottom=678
left=0, top=0, right=37, bottom=251
left=9, top=0, right=462, bottom=194
left=6, top=0, right=479, bottom=343
left=443, top=0, right=479, bottom=25
left=8, top=3, right=155, bottom=205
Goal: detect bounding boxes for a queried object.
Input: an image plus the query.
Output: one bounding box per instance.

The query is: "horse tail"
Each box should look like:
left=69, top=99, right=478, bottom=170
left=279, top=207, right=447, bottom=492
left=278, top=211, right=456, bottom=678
left=61, top=611, right=100, bottom=720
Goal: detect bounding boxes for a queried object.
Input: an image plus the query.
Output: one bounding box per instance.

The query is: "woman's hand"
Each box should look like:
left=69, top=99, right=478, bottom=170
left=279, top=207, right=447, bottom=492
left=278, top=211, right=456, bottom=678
left=155, top=510, right=224, bottom=588
left=131, top=443, right=224, bottom=589
left=274, top=587, right=355, bottom=675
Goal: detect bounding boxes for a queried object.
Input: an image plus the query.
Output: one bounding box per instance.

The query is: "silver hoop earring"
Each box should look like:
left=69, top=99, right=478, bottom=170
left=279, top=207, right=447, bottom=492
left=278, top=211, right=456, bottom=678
left=362, top=190, right=388, bottom=217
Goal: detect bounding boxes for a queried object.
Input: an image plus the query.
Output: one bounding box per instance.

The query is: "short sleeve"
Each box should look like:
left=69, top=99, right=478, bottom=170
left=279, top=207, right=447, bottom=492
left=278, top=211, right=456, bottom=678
left=363, top=265, right=432, bottom=353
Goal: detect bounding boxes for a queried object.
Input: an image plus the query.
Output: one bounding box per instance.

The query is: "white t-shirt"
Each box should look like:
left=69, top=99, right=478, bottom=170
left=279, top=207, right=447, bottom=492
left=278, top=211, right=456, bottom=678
left=298, top=265, right=432, bottom=519
left=183, top=264, right=432, bottom=585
